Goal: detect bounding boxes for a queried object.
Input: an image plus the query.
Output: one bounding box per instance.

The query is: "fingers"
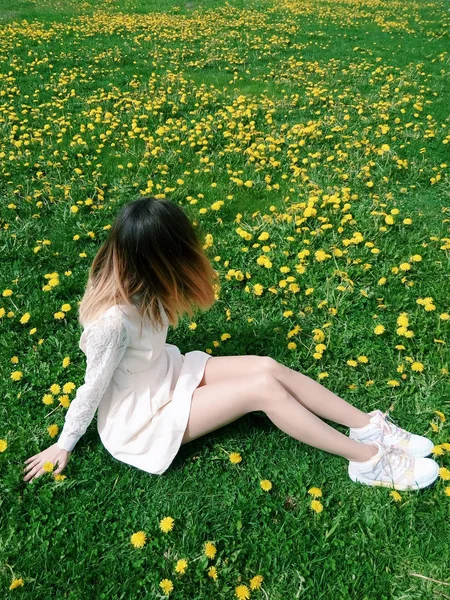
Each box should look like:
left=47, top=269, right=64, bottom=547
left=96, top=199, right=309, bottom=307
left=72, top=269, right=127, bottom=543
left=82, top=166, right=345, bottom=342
left=23, top=459, right=39, bottom=474
left=23, top=464, right=44, bottom=482
left=24, top=455, right=38, bottom=464
left=23, top=458, right=64, bottom=482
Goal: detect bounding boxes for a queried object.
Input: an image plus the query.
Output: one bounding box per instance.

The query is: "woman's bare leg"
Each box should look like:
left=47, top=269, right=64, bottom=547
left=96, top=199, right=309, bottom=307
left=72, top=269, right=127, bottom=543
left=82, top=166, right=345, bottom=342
left=181, top=372, right=378, bottom=463
left=199, top=355, right=370, bottom=429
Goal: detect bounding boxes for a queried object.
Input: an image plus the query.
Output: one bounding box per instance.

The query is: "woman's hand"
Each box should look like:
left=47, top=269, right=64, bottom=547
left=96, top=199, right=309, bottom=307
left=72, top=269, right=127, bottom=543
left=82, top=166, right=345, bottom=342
left=23, top=443, right=72, bottom=483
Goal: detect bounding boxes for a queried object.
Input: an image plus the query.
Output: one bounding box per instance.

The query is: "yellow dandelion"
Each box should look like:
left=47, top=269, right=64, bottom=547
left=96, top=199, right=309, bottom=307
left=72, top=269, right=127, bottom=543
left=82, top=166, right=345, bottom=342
left=397, top=313, right=409, bottom=327
left=308, top=487, right=322, bottom=498
left=390, top=490, right=402, bottom=502
left=130, top=531, right=147, bottom=548
left=204, top=541, right=217, bottom=559
left=434, top=410, right=446, bottom=423
left=208, top=565, right=218, bottom=580
left=439, top=467, right=450, bottom=481
left=444, top=487, right=450, bottom=497
left=47, top=424, right=58, bottom=438
left=42, top=461, right=54, bottom=473
left=260, top=479, right=272, bottom=491
left=430, top=421, right=439, bottom=433
left=235, top=584, right=251, bottom=599
left=374, top=324, right=385, bottom=335
left=387, top=380, right=400, bottom=387
left=11, top=371, right=23, bottom=381
left=441, top=443, right=450, bottom=451
left=250, top=575, right=264, bottom=590
left=159, top=579, right=173, bottom=595
left=432, top=445, right=445, bottom=456
left=0, top=439, right=8, bottom=452
left=9, top=578, right=24, bottom=590
left=159, top=516, right=175, bottom=533
left=411, top=362, right=424, bottom=372
left=310, top=500, right=323, bottom=513
left=175, top=559, right=188, bottom=574
left=229, top=452, right=242, bottom=464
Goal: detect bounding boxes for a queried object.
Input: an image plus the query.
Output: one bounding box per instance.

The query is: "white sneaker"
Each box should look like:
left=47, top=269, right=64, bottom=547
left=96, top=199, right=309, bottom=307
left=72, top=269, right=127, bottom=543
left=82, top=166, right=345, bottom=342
left=348, top=441, right=439, bottom=490
left=349, top=409, right=434, bottom=458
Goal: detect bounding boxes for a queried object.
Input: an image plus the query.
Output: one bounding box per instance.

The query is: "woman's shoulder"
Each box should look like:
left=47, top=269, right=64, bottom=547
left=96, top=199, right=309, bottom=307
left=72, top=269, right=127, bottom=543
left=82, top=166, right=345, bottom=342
left=83, top=304, right=133, bottom=335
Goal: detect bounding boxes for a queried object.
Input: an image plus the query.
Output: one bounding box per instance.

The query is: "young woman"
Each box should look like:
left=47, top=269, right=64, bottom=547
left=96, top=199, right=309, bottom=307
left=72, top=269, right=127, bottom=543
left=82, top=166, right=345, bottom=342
left=23, top=196, right=439, bottom=490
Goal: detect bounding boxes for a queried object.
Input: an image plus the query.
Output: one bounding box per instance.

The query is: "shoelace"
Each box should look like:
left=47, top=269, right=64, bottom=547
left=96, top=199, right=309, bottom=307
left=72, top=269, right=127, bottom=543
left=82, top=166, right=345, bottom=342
left=379, top=411, right=412, bottom=442
left=376, top=446, right=414, bottom=481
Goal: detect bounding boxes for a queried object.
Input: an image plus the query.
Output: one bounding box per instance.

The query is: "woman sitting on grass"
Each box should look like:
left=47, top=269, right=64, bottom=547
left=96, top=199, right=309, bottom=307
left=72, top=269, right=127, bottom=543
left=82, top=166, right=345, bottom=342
left=23, top=196, right=439, bottom=490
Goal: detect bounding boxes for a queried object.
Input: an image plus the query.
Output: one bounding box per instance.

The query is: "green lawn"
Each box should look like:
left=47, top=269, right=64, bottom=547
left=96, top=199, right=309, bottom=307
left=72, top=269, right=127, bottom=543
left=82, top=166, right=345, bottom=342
left=0, top=0, right=449, bottom=597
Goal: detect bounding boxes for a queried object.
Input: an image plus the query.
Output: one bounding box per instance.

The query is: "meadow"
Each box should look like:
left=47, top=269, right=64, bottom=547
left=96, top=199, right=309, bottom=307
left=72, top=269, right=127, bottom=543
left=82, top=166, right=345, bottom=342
left=0, top=0, right=449, bottom=597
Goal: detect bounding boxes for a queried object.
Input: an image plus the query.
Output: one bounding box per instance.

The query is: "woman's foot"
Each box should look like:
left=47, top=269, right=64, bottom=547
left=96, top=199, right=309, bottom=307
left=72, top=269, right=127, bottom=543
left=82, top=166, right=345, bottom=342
left=348, top=441, right=439, bottom=490
left=349, top=410, right=434, bottom=458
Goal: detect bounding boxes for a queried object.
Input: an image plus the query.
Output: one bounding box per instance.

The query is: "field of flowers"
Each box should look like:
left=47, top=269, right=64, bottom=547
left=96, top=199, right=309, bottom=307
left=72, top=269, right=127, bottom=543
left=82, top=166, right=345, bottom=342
left=1, top=0, right=449, bottom=597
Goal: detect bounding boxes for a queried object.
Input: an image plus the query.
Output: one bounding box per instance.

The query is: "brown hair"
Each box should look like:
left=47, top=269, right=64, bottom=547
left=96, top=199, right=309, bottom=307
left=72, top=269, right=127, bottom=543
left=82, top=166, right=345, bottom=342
left=78, top=196, right=219, bottom=335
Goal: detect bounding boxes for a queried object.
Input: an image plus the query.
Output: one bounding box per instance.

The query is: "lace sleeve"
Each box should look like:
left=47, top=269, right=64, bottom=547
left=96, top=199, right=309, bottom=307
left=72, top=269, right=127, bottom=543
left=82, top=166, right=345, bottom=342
left=56, top=309, right=131, bottom=452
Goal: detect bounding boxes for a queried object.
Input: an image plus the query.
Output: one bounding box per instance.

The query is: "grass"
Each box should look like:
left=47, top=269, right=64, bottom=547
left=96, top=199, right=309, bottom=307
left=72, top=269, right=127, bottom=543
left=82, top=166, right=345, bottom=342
left=0, top=0, right=449, bottom=597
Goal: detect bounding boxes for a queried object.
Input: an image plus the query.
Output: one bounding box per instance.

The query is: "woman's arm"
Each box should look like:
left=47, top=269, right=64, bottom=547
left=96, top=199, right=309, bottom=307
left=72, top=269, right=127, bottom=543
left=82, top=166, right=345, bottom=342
left=56, top=309, right=131, bottom=452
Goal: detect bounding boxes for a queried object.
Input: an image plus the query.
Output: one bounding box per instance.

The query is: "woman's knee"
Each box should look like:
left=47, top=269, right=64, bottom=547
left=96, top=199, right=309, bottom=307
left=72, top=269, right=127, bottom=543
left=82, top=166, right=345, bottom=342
left=259, top=356, right=284, bottom=377
left=250, top=371, right=285, bottom=411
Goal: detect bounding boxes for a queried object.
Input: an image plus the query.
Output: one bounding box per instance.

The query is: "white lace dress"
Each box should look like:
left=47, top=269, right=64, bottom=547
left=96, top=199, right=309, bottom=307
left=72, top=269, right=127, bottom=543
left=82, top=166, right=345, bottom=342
left=56, top=299, right=211, bottom=475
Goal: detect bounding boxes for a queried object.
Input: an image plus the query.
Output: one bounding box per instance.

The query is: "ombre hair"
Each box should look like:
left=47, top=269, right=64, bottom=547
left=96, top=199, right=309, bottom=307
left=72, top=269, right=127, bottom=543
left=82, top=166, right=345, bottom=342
left=78, top=196, right=219, bottom=335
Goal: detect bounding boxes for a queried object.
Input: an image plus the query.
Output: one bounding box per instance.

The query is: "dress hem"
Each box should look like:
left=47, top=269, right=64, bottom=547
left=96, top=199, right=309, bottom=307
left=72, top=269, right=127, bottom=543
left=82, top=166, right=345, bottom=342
left=98, top=350, right=211, bottom=475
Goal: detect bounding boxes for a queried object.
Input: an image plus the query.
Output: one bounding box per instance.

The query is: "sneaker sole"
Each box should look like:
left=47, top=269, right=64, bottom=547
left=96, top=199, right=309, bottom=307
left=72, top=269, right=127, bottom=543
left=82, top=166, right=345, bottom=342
left=348, top=466, right=439, bottom=491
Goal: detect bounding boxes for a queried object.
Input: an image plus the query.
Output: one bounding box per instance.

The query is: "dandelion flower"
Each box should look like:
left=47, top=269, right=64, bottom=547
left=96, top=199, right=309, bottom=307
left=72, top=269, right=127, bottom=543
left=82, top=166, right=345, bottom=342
left=159, top=579, right=173, bottom=595
left=310, top=500, right=323, bottom=513
left=159, top=516, right=175, bottom=533
left=9, top=578, right=24, bottom=590
left=260, top=479, right=272, bottom=491
left=308, top=487, right=322, bottom=498
left=235, top=584, right=251, bottom=599
left=204, top=541, right=217, bottom=559
left=374, top=324, right=385, bottom=335
left=0, top=439, right=7, bottom=452
left=175, top=559, right=188, bottom=574
left=130, top=531, right=147, bottom=548
left=390, top=490, right=402, bottom=502
left=439, top=467, right=450, bottom=481
left=387, top=380, right=400, bottom=387
left=411, top=362, right=424, bottom=372
left=434, top=410, right=446, bottom=423
left=229, top=452, right=242, bottom=464
left=250, top=575, right=264, bottom=590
